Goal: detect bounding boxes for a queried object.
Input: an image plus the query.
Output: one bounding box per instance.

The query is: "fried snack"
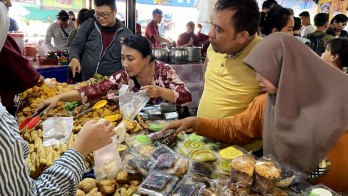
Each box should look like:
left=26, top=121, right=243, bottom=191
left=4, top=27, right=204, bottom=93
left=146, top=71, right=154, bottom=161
left=99, top=179, right=116, bottom=195
left=122, top=119, right=137, bottom=132
left=23, top=132, right=31, bottom=142
left=37, top=129, right=43, bottom=138
left=126, top=184, right=138, bottom=196
left=116, top=169, right=130, bottom=184
left=92, top=112, right=100, bottom=119
left=31, top=131, right=39, bottom=141
left=86, top=188, right=102, bottom=196
left=101, top=109, right=112, bottom=117
left=78, top=178, right=97, bottom=194
left=76, top=189, right=85, bottom=196
left=95, top=108, right=104, bottom=116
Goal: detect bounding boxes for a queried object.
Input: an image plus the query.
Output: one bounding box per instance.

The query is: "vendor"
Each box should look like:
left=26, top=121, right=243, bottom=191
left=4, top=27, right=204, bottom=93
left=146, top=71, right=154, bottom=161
left=177, top=21, right=200, bottom=47
left=163, top=34, right=348, bottom=192
left=0, top=5, right=44, bottom=113
left=37, top=35, right=192, bottom=112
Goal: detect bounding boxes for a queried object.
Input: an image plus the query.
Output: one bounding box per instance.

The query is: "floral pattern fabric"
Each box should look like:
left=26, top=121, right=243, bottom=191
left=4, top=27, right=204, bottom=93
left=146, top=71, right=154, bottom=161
left=78, top=61, right=192, bottom=106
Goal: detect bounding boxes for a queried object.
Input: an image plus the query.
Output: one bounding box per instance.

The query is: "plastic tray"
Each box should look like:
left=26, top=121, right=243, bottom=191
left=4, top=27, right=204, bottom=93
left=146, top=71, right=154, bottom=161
left=138, top=172, right=178, bottom=196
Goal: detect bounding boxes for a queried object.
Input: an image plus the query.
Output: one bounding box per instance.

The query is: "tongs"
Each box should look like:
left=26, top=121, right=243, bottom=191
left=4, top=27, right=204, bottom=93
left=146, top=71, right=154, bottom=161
left=19, top=105, right=48, bottom=131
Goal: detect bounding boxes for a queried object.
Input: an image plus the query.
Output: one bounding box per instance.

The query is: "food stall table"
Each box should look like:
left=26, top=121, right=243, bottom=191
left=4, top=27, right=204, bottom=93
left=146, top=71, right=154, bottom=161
left=170, top=62, right=204, bottom=109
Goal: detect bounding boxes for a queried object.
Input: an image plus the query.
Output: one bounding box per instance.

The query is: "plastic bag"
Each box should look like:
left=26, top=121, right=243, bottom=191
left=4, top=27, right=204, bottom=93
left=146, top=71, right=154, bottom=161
left=42, top=117, right=73, bottom=146
left=94, top=123, right=126, bottom=181
left=94, top=85, right=148, bottom=181
left=119, top=85, right=150, bottom=119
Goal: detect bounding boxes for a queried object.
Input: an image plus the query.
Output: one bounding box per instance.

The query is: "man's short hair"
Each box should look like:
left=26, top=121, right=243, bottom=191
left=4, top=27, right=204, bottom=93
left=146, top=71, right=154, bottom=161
left=330, top=14, right=348, bottom=24
left=152, top=8, right=163, bottom=15
left=94, top=0, right=116, bottom=10
left=214, top=0, right=260, bottom=36
left=57, top=10, right=69, bottom=21
left=314, top=13, right=329, bottom=27
left=293, top=17, right=302, bottom=31
left=299, top=11, right=310, bottom=18
left=186, top=21, right=195, bottom=29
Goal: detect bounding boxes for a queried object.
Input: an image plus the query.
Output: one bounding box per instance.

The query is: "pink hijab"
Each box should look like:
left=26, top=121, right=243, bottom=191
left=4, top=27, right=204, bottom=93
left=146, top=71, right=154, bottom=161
left=243, top=33, right=348, bottom=174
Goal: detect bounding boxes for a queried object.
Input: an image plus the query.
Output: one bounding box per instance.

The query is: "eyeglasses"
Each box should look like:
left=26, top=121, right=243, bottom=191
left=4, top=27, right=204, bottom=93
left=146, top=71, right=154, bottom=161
left=94, top=11, right=114, bottom=19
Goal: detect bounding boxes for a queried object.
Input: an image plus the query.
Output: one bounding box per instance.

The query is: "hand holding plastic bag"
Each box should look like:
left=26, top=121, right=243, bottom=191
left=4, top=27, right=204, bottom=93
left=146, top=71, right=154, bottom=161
left=94, top=85, right=149, bottom=181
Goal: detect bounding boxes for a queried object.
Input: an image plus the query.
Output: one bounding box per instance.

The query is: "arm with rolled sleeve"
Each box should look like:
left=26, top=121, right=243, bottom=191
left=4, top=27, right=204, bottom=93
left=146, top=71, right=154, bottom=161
left=0, top=110, right=87, bottom=196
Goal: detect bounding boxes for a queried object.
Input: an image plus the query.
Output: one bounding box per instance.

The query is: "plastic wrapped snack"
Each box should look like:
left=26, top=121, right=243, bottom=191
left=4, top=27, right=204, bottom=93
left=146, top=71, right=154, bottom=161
left=188, top=160, right=214, bottom=182
left=277, top=163, right=307, bottom=188
left=252, top=155, right=282, bottom=195
left=151, top=144, right=176, bottom=159
left=138, top=172, right=178, bottom=196
left=189, top=148, right=217, bottom=162
left=135, top=156, right=155, bottom=176
left=148, top=120, right=171, bottom=132
left=288, top=180, right=312, bottom=194
left=148, top=129, right=175, bottom=141
left=305, top=184, right=340, bottom=196
left=172, top=177, right=206, bottom=196
left=180, top=140, right=206, bottom=156
left=230, top=154, right=256, bottom=188
left=125, top=134, right=152, bottom=148
left=151, top=153, right=188, bottom=177
left=218, top=146, right=245, bottom=161
left=214, top=161, right=231, bottom=177
left=135, top=144, right=156, bottom=156
left=122, top=150, right=140, bottom=174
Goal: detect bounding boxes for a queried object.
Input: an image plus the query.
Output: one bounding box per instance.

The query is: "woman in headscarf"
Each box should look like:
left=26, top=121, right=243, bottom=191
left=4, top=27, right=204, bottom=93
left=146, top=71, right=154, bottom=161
left=162, top=34, right=348, bottom=192
left=0, top=3, right=116, bottom=195
left=0, top=3, right=44, bottom=113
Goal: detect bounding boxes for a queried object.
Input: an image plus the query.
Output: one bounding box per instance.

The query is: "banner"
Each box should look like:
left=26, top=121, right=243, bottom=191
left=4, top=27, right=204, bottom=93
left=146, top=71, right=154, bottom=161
left=317, top=0, right=348, bottom=18
left=41, top=0, right=85, bottom=10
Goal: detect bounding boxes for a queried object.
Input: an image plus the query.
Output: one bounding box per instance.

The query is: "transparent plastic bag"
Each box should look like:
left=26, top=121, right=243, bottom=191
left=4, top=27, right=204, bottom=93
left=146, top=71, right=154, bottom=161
left=94, top=85, right=148, bottom=181
left=119, top=85, right=150, bottom=119
left=94, top=123, right=126, bottom=181
left=42, top=117, right=73, bottom=146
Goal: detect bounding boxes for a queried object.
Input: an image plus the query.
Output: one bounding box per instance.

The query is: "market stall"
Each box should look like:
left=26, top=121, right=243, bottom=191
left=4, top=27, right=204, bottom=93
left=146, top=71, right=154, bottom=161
left=14, top=78, right=340, bottom=196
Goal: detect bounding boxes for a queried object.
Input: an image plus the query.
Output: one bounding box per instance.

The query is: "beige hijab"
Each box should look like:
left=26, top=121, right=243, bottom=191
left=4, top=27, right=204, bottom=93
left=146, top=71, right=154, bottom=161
left=0, top=3, right=9, bottom=52
left=243, top=32, right=348, bottom=174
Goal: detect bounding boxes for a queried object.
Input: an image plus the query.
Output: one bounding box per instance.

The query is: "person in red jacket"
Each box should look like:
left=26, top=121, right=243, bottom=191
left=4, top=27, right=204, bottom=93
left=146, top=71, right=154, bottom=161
left=0, top=5, right=44, bottom=113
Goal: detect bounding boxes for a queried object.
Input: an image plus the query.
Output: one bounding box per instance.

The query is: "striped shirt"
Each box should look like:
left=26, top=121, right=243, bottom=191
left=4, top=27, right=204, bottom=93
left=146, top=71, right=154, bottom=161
left=0, top=106, right=88, bottom=195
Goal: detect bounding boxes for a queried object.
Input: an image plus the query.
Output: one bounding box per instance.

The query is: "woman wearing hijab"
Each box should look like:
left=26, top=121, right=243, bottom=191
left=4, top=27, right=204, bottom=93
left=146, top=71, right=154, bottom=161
left=162, top=33, right=348, bottom=192
left=0, top=3, right=116, bottom=195
left=0, top=4, right=44, bottom=113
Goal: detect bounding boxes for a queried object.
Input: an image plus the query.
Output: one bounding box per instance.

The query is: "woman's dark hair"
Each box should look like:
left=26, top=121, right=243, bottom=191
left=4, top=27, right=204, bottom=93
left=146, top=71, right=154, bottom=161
left=260, top=6, right=292, bottom=36
left=326, top=38, right=348, bottom=69
left=122, top=35, right=155, bottom=61
left=214, top=0, right=260, bottom=36
left=293, top=17, right=302, bottom=31
left=94, top=0, right=116, bottom=10
left=262, top=0, right=278, bottom=10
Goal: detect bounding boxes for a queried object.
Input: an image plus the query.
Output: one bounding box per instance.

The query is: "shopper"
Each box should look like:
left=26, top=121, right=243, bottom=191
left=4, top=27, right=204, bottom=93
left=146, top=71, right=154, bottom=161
left=326, top=14, right=348, bottom=38
left=0, top=4, right=44, bottom=112
left=299, top=11, right=315, bottom=37
left=68, top=0, right=133, bottom=81
left=145, top=8, right=171, bottom=48
left=0, top=102, right=115, bottom=195
left=259, top=6, right=294, bottom=36
left=197, top=0, right=262, bottom=118
left=163, top=34, right=348, bottom=192
left=37, top=35, right=192, bottom=112
left=45, top=10, right=75, bottom=52
left=0, top=0, right=18, bottom=31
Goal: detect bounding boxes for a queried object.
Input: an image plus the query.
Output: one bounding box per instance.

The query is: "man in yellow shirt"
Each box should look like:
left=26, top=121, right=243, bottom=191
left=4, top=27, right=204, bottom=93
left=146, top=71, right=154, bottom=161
left=197, top=0, right=262, bottom=118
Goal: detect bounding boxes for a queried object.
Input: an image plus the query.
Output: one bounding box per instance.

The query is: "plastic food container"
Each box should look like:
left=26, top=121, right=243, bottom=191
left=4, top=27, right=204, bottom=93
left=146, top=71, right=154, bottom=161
left=137, top=172, right=178, bottom=196
left=171, top=176, right=206, bottom=196
left=151, top=153, right=188, bottom=177
left=150, top=144, right=176, bottom=159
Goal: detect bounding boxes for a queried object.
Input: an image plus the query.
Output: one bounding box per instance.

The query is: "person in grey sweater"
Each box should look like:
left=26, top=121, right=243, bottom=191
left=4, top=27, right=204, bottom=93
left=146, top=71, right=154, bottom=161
left=45, top=10, right=75, bottom=52
left=68, top=0, right=133, bottom=81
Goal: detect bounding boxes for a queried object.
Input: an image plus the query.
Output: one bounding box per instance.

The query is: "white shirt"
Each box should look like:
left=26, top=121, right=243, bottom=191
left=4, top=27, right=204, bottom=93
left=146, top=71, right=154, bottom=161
left=301, top=25, right=316, bottom=38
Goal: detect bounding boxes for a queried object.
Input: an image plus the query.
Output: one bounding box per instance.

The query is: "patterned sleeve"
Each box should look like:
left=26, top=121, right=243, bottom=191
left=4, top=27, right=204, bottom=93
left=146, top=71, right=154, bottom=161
left=0, top=109, right=87, bottom=196
left=160, top=63, right=192, bottom=105
left=78, top=70, right=128, bottom=103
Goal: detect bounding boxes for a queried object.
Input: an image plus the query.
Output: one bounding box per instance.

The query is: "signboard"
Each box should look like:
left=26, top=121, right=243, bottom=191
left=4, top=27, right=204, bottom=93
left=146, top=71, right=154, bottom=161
left=41, top=0, right=85, bottom=10
left=12, top=0, right=36, bottom=4
left=317, top=0, right=348, bottom=18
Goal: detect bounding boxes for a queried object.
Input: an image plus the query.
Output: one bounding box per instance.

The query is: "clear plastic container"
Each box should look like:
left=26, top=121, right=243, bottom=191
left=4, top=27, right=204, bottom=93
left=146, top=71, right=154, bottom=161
left=137, top=172, right=178, bottom=196
left=151, top=153, right=188, bottom=177
left=134, top=155, right=155, bottom=176
left=171, top=176, right=206, bottom=196
left=305, top=184, right=340, bottom=196
left=151, top=144, right=176, bottom=159
left=179, top=140, right=206, bottom=156
left=188, top=160, right=214, bottom=182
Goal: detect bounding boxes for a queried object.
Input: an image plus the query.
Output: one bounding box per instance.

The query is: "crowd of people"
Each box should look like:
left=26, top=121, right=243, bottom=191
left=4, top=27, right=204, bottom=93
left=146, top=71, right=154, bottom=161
left=1, top=0, right=348, bottom=194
